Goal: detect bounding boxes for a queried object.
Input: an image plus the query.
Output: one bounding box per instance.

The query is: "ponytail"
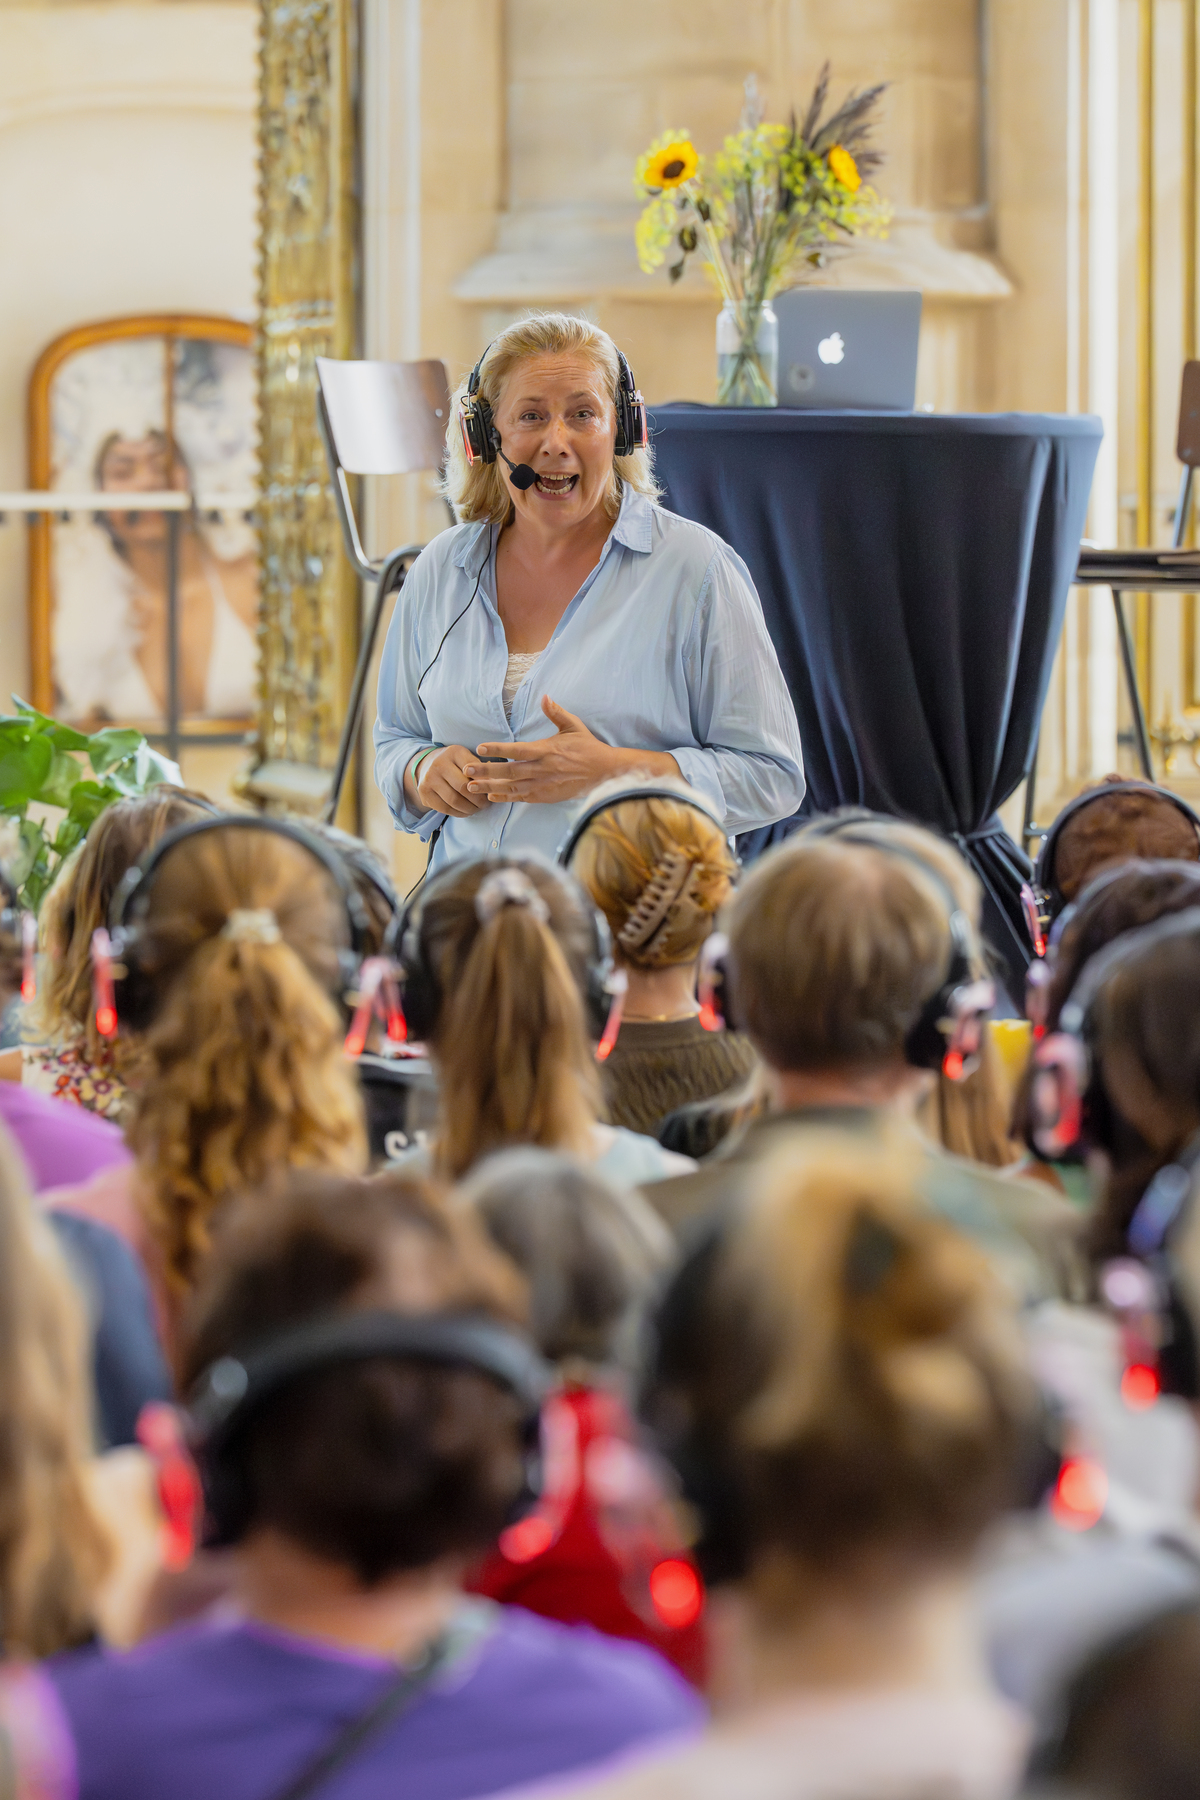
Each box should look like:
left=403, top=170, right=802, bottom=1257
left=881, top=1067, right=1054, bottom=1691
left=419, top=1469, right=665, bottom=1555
left=421, top=860, right=603, bottom=1179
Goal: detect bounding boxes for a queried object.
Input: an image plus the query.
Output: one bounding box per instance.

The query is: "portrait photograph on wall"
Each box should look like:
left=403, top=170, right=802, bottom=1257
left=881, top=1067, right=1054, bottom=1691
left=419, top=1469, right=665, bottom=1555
left=27, top=314, right=259, bottom=741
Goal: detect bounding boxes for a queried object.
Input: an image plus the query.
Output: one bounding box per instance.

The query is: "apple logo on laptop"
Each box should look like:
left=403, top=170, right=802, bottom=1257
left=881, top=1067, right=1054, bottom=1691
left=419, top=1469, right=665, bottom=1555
left=818, top=331, right=845, bottom=365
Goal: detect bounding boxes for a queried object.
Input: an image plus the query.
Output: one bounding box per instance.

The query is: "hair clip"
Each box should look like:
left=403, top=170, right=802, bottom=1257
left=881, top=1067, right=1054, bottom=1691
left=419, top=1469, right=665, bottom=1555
left=594, top=968, right=628, bottom=1063
left=618, top=851, right=694, bottom=958
left=20, top=910, right=36, bottom=1004
left=221, top=908, right=281, bottom=946
left=91, top=927, right=118, bottom=1038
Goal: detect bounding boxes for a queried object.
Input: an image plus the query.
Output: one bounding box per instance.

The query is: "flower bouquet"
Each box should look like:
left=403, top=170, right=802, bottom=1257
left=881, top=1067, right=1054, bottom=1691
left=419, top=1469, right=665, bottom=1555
left=634, top=69, right=892, bottom=406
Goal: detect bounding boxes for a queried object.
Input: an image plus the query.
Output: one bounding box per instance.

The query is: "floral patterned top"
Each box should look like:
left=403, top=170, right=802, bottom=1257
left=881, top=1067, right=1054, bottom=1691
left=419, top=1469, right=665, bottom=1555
left=23, top=1040, right=130, bottom=1123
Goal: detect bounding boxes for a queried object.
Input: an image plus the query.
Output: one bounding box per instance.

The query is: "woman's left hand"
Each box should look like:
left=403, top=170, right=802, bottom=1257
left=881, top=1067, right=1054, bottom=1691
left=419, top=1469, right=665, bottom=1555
left=465, top=697, right=678, bottom=805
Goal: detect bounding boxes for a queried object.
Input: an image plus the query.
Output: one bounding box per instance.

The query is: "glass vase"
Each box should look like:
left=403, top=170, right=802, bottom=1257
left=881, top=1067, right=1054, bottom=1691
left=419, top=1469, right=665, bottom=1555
left=716, top=300, right=778, bottom=407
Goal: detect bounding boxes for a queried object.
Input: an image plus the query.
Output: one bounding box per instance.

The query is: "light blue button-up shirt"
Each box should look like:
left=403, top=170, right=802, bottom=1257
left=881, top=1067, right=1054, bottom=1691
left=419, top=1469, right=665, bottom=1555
left=373, top=485, right=805, bottom=869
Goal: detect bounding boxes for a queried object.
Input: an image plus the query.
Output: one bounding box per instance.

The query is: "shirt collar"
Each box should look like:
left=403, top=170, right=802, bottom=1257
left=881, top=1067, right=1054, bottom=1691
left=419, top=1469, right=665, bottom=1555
left=450, top=483, right=653, bottom=571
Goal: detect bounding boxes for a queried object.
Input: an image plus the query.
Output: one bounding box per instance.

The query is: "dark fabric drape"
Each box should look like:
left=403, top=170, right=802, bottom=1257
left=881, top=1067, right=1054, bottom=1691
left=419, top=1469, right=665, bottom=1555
left=649, top=406, right=1102, bottom=995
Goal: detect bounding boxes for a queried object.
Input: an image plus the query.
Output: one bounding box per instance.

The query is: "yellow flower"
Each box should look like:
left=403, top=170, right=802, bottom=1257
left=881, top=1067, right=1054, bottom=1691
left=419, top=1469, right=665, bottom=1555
left=642, top=139, right=699, bottom=190
left=827, top=144, right=862, bottom=192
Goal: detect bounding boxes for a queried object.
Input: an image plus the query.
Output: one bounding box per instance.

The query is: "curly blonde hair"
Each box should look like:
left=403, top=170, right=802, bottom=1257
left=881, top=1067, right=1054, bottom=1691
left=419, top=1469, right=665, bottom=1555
left=443, top=313, right=660, bottom=526
left=568, top=776, right=737, bottom=968
left=124, top=826, right=368, bottom=1299
left=0, top=1129, right=110, bottom=1655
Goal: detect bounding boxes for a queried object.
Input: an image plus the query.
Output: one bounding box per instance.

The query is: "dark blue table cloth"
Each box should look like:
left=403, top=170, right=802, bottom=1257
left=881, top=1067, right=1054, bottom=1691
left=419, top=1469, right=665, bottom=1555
left=649, top=406, right=1103, bottom=990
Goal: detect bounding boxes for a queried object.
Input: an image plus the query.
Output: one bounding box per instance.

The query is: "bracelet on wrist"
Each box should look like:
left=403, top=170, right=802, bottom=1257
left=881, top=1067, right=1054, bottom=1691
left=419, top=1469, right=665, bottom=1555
left=409, top=745, right=442, bottom=791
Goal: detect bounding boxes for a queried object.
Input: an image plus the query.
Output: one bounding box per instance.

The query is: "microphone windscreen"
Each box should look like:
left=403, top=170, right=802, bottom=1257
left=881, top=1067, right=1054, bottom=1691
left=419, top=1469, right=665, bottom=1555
left=508, top=464, right=538, bottom=491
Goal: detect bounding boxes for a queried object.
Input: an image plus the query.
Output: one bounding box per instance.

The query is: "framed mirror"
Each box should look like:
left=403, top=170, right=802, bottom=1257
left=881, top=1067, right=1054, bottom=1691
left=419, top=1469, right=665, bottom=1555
left=27, top=313, right=259, bottom=756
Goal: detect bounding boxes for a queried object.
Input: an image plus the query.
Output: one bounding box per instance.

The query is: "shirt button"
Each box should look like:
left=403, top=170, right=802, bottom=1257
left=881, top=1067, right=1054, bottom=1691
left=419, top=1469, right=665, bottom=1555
left=490, top=839, right=498, bottom=849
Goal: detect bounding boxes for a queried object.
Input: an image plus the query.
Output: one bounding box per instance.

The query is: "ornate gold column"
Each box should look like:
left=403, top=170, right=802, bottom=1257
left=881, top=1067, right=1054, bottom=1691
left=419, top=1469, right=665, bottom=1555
left=250, top=0, right=360, bottom=808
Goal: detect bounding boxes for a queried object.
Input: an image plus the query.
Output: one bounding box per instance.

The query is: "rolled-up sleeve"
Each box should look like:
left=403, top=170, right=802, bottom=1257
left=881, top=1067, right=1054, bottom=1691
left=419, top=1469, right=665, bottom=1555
left=372, top=553, right=444, bottom=840
left=670, top=542, right=805, bottom=833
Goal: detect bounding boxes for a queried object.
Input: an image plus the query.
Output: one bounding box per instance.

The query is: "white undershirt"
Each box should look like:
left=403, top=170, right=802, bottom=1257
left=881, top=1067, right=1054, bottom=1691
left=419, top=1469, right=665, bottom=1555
left=503, top=650, right=541, bottom=722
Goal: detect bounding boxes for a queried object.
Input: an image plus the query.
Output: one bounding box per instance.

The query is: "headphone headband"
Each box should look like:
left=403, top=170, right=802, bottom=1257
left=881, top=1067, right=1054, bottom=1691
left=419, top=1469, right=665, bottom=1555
left=1059, top=904, right=1200, bottom=1038
left=557, top=783, right=729, bottom=869
left=1034, top=782, right=1200, bottom=917
left=189, top=1308, right=551, bottom=1440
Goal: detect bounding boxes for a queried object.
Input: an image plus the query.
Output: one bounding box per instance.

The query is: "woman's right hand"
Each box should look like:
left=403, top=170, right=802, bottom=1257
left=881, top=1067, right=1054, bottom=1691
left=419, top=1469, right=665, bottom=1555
left=407, top=745, right=491, bottom=818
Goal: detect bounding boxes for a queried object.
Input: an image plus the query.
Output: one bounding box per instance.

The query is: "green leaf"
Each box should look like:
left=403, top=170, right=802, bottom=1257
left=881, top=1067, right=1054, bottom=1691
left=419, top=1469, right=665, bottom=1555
left=0, top=724, right=53, bottom=811
left=34, top=747, right=83, bottom=808
left=51, top=817, right=84, bottom=857
left=8, top=818, right=48, bottom=889
left=65, top=778, right=120, bottom=830
left=85, top=728, right=143, bottom=775
left=10, top=697, right=90, bottom=751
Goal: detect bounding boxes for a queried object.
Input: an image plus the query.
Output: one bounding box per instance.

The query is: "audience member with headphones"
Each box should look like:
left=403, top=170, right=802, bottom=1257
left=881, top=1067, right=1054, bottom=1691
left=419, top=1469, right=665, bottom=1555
left=42, top=815, right=372, bottom=1337
left=373, top=311, right=804, bottom=873
left=646, top=815, right=1081, bottom=1301
left=562, top=775, right=758, bottom=1139
left=382, top=852, right=694, bottom=1186
left=545, top=1130, right=1041, bottom=1800
left=38, top=1169, right=702, bottom=1800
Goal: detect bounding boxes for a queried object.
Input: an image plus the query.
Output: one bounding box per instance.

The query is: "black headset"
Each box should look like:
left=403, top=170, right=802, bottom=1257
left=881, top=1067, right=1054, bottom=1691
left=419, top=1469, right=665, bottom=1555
left=1025, top=905, right=1200, bottom=1170
left=747, top=814, right=992, bottom=1078
left=458, top=340, right=649, bottom=473
left=102, top=814, right=373, bottom=1034
left=187, top=1307, right=552, bottom=1546
left=382, top=853, right=619, bottom=1045
left=1034, top=782, right=1200, bottom=923
left=556, top=782, right=732, bottom=870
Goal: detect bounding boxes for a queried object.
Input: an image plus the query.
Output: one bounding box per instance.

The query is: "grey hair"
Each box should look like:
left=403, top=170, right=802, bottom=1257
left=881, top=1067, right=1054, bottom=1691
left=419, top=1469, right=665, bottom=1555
left=455, top=1146, right=672, bottom=1368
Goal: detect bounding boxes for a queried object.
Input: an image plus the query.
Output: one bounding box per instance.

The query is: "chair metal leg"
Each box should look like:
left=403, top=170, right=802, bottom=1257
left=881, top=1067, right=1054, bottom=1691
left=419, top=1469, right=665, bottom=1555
left=1112, top=587, right=1154, bottom=779
left=1021, top=728, right=1040, bottom=857
left=1174, top=464, right=1196, bottom=548
left=324, top=545, right=419, bottom=824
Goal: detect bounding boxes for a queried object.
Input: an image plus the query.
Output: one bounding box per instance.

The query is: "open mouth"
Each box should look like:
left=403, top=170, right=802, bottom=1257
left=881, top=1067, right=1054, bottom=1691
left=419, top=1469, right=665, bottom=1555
left=534, top=473, right=578, bottom=497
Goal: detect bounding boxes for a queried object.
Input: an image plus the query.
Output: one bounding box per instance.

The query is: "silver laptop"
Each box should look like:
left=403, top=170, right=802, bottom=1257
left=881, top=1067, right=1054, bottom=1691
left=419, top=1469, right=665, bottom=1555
left=774, top=289, right=922, bottom=410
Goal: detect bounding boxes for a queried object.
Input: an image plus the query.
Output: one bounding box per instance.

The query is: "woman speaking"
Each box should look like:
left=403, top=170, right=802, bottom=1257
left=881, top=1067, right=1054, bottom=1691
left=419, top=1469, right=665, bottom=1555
left=374, top=314, right=804, bottom=867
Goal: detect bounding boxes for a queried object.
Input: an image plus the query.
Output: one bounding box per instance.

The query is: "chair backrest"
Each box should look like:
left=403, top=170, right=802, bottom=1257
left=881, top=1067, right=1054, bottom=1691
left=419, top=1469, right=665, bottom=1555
left=1178, top=361, right=1200, bottom=469
left=315, top=358, right=452, bottom=476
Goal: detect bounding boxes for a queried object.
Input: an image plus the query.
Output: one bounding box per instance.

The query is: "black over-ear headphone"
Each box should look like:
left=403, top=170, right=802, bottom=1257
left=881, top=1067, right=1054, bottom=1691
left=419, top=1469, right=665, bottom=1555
left=1025, top=905, right=1200, bottom=1167
left=556, top=782, right=732, bottom=870
left=187, top=1308, right=552, bottom=1546
left=1034, top=782, right=1200, bottom=923
left=383, top=853, right=619, bottom=1045
left=102, top=814, right=372, bottom=1034
left=779, top=816, right=993, bottom=1078
left=459, top=340, right=649, bottom=478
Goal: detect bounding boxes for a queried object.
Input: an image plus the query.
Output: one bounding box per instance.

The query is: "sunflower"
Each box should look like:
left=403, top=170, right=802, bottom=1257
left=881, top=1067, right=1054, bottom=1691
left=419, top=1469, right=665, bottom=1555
left=827, top=144, right=862, bottom=192
left=641, top=139, right=699, bottom=190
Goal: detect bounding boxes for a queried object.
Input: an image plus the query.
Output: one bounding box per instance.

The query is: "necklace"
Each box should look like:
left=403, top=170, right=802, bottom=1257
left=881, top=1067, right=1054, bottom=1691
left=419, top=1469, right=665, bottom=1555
left=621, top=1005, right=701, bottom=1024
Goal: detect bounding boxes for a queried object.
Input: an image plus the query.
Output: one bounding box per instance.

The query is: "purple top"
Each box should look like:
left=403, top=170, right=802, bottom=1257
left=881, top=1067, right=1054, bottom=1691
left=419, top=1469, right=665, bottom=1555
left=46, top=1603, right=703, bottom=1800
left=0, top=1082, right=130, bottom=1192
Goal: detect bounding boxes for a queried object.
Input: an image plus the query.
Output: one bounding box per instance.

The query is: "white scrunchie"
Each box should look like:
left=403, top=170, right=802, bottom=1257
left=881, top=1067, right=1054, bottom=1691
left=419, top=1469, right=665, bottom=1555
left=221, top=908, right=282, bottom=945
left=474, top=868, right=550, bottom=927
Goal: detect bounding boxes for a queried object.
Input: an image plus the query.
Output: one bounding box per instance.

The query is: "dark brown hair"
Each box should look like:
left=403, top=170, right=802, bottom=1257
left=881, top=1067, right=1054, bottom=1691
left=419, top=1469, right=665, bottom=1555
left=727, top=837, right=952, bottom=1073
left=180, top=1170, right=529, bottom=1584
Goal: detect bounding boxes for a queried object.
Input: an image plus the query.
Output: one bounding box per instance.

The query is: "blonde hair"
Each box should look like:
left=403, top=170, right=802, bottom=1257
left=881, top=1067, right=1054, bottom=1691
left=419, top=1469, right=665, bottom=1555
left=683, top=1131, right=1034, bottom=1593
left=569, top=775, right=737, bottom=968
left=443, top=314, right=660, bottom=526
left=415, top=857, right=604, bottom=1180
left=35, top=788, right=211, bottom=1062
left=0, top=1128, right=110, bottom=1655
left=124, top=826, right=367, bottom=1299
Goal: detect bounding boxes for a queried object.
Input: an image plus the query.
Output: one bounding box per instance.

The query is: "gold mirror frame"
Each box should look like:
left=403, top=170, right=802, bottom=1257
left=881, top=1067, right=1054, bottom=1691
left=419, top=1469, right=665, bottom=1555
left=26, top=311, right=257, bottom=734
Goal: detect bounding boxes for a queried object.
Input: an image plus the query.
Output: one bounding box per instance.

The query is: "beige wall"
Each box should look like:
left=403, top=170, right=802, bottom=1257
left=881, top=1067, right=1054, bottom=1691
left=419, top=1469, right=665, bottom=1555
left=0, top=1, right=257, bottom=801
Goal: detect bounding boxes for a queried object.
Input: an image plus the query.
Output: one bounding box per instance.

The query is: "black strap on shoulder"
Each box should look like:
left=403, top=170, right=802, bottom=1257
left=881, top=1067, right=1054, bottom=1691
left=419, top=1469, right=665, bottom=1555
left=264, top=1628, right=456, bottom=1800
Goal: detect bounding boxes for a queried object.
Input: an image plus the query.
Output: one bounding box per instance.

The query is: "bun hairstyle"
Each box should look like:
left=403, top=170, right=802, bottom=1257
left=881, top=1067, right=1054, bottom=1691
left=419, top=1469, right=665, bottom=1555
left=571, top=780, right=737, bottom=969
left=415, top=858, right=604, bottom=1180
left=36, top=787, right=212, bottom=1060
left=125, top=826, right=367, bottom=1298
left=650, top=1131, right=1036, bottom=1594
